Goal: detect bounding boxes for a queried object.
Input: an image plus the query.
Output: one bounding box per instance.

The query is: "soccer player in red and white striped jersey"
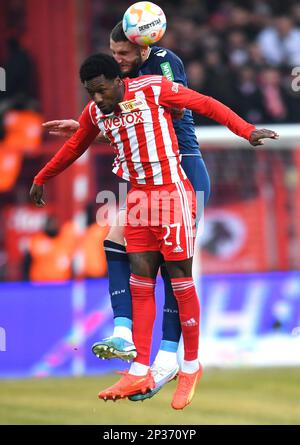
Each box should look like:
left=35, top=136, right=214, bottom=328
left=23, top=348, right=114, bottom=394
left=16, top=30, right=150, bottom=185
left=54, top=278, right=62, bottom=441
left=30, top=53, right=278, bottom=409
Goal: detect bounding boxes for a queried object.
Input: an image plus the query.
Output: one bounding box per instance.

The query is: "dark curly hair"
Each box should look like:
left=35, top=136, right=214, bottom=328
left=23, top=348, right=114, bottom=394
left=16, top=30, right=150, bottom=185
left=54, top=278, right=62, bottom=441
left=80, top=53, right=121, bottom=83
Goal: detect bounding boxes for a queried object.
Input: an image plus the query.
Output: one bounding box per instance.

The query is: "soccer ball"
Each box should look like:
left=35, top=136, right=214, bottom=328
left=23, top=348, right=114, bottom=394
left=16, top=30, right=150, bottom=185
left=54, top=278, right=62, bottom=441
left=122, top=2, right=167, bottom=46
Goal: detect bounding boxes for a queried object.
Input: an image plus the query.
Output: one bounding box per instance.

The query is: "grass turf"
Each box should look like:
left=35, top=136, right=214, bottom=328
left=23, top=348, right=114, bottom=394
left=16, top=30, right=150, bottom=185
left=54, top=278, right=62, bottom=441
left=0, top=367, right=300, bottom=425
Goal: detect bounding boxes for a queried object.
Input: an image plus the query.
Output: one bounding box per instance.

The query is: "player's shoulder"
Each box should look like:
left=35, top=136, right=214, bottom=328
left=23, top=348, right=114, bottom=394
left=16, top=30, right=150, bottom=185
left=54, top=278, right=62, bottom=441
left=82, top=100, right=96, bottom=113
left=150, top=46, right=184, bottom=65
left=127, top=74, right=163, bottom=92
left=80, top=100, right=99, bottom=125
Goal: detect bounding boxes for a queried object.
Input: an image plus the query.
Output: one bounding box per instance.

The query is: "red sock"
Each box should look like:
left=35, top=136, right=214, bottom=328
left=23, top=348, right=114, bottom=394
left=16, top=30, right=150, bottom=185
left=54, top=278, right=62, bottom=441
left=171, top=277, right=200, bottom=361
left=130, top=274, right=156, bottom=366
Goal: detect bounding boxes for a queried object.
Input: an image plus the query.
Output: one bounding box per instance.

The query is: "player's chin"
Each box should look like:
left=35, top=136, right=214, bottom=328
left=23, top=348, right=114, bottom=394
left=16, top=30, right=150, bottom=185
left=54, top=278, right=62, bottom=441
left=98, top=105, right=112, bottom=114
left=120, top=66, right=131, bottom=75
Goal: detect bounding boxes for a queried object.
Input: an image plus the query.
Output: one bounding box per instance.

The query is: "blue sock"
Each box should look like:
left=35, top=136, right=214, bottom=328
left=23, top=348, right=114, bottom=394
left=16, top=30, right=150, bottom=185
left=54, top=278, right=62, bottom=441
left=160, top=263, right=181, bottom=352
left=104, top=240, right=132, bottom=326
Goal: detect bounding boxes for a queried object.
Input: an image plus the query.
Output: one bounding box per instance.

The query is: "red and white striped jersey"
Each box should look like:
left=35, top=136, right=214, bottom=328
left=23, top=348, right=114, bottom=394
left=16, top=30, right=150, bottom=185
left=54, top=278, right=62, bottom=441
left=81, top=75, right=186, bottom=186
left=34, top=75, right=255, bottom=187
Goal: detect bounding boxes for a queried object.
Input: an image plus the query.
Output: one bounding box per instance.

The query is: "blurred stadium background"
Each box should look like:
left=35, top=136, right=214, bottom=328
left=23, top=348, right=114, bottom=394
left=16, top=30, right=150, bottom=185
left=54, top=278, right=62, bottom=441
left=0, top=0, right=300, bottom=425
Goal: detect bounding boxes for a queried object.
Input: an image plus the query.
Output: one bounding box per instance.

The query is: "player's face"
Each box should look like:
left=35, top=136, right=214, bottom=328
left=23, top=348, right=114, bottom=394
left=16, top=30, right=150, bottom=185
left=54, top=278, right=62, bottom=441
left=110, top=39, right=143, bottom=77
left=84, top=75, right=124, bottom=114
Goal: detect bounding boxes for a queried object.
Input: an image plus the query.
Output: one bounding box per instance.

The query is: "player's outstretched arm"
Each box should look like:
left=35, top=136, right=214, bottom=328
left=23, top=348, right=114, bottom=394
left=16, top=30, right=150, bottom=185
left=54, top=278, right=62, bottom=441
left=249, top=129, right=279, bottom=146
left=42, top=120, right=80, bottom=138
left=159, top=78, right=280, bottom=143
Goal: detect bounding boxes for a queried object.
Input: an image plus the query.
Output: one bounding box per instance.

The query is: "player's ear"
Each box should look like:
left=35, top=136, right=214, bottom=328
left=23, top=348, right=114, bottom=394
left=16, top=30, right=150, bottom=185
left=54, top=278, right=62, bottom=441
left=140, top=45, right=149, bottom=57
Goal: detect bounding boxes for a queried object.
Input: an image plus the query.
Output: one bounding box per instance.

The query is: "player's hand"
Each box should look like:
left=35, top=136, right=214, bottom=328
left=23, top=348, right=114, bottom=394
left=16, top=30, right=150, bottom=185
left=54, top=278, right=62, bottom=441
left=169, top=108, right=185, bottom=120
left=42, top=119, right=80, bottom=138
left=249, top=129, right=279, bottom=146
left=30, top=183, right=45, bottom=207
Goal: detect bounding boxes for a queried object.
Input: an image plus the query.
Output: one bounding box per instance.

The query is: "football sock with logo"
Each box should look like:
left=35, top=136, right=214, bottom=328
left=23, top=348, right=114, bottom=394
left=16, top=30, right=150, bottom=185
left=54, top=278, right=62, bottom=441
left=104, top=240, right=132, bottom=334
left=130, top=274, right=156, bottom=366
left=171, top=277, right=200, bottom=361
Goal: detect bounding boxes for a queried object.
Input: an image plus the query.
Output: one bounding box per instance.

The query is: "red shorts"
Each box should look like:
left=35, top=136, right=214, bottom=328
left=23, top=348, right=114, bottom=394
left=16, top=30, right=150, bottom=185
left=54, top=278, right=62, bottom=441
left=124, top=179, right=196, bottom=261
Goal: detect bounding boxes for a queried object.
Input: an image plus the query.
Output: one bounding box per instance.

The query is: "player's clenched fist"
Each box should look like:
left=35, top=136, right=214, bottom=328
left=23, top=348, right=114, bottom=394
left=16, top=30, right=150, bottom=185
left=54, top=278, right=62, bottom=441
left=30, top=183, right=45, bottom=207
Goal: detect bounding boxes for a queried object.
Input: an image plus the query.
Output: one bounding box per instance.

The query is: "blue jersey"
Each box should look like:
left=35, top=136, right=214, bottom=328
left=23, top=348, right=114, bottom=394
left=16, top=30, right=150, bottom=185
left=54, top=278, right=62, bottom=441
left=139, top=46, right=201, bottom=156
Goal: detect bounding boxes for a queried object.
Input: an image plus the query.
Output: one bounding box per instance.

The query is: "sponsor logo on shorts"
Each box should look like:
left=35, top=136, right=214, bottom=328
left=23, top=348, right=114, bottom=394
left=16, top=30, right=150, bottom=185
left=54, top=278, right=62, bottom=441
left=173, top=245, right=184, bottom=253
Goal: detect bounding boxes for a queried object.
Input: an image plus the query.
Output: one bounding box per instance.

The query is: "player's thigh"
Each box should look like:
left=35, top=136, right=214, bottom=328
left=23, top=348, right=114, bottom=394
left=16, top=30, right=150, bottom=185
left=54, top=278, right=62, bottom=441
left=165, top=257, right=193, bottom=278
left=128, top=251, right=162, bottom=278
left=105, top=208, right=126, bottom=245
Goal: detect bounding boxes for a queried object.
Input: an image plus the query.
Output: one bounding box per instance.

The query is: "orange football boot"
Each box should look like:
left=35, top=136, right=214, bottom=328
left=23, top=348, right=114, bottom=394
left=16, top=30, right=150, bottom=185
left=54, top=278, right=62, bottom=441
left=171, top=364, right=203, bottom=410
left=98, top=369, right=155, bottom=401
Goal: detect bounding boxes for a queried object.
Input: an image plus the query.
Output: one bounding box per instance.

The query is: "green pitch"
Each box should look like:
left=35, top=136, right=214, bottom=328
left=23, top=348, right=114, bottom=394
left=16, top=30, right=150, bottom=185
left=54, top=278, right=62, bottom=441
left=1, top=367, right=300, bottom=425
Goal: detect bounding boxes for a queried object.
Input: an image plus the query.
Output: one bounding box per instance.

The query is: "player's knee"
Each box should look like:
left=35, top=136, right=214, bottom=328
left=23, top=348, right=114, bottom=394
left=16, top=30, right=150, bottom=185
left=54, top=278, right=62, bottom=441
left=131, top=259, right=153, bottom=277
left=128, top=252, right=161, bottom=278
left=165, top=258, right=193, bottom=278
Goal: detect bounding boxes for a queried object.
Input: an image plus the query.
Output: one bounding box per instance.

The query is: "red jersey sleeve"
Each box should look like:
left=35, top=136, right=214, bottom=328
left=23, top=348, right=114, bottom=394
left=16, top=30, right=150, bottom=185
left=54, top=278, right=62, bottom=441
left=158, top=77, right=256, bottom=140
left=34, top=102, right=99, bottom=185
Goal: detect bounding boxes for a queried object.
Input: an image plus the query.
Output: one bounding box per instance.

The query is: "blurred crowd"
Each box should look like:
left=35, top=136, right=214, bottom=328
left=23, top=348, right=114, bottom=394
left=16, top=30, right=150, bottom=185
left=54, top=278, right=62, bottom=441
left=0, top=37, right=42, bottom=193
left=91, top=0, right=300, bottom=124
left=22, top=207, right=109, bottom=282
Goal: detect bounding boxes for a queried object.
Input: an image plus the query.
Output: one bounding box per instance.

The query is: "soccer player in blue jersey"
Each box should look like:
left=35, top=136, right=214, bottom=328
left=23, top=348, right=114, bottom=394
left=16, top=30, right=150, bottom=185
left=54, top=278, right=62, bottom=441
left=43, top=21, right=211, bottom=401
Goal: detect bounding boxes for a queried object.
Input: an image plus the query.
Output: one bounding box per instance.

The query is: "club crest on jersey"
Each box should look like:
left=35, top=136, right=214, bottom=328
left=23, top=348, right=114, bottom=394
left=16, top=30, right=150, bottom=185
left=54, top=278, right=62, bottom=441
left=118, top=98, right=148, bottom=113
left=103, top=111, right=144, bottom=131
left=171, top=82, right=179, bottom=93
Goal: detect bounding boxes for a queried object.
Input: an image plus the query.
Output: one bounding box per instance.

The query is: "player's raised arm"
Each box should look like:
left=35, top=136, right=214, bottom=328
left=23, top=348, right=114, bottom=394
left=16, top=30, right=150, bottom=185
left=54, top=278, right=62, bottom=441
left=159, top=77, right=279, bottom=144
